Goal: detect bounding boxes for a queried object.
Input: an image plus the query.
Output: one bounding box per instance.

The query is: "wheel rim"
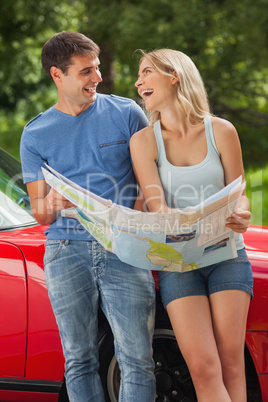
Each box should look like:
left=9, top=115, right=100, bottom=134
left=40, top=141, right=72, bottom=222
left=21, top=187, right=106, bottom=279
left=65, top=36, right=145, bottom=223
left=153, top=329, right=196, bottom=401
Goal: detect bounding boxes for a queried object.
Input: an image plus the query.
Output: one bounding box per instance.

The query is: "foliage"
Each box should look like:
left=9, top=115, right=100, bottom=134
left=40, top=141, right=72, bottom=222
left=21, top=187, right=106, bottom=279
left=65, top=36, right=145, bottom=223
left=0, top=0, right=267, bottom=168
left=245, top=164, right=268, bottom=227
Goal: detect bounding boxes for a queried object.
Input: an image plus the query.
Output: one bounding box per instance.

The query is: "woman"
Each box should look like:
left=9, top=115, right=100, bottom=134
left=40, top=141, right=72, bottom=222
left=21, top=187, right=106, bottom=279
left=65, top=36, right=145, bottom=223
left=130, top=49, right=253, bottom=402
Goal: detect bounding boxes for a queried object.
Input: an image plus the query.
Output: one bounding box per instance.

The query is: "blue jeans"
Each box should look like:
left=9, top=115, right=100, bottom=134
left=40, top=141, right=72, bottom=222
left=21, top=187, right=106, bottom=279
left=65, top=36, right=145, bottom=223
left=44, top=240, right=156, bottom=402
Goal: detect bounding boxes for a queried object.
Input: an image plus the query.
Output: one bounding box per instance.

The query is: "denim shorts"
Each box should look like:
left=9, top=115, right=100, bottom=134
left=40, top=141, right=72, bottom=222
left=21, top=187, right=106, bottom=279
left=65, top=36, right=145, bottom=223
left=159, top=248, right=253, bottom=308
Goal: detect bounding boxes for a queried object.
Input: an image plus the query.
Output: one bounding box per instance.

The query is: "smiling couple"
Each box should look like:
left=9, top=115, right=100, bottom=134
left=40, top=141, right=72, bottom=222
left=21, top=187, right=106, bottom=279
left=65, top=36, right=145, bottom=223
left=20, top=31, right=252, bottom=402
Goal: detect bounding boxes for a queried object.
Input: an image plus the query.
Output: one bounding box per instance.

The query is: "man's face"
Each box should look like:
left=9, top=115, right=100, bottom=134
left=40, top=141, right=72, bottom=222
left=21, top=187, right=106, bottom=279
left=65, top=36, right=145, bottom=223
left=58, top=54, right=102, bottom=111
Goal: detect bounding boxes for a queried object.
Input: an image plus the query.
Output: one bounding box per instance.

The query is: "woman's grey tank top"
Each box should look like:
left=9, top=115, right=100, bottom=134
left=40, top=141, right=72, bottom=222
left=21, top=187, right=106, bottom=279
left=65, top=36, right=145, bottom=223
left=153, top=115, right=244, bottom=250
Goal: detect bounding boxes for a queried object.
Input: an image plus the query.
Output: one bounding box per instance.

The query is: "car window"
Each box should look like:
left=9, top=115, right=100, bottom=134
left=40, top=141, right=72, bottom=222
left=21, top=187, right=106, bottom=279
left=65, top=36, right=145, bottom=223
left=0, top=148, right=36, bottom=230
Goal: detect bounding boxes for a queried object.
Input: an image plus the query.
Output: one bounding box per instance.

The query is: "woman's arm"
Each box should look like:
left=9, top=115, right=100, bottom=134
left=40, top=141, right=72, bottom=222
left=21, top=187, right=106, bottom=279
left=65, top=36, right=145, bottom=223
left=212, top=117, right=251, bottom=233
left=130, top=127, right=172, bottom=213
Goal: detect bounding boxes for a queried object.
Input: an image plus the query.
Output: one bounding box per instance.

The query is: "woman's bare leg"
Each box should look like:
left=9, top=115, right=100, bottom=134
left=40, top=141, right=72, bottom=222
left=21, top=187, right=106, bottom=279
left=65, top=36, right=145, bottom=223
left=166, top=295, right=231, bottom=402
left=209, top=290, right=251, bottom=402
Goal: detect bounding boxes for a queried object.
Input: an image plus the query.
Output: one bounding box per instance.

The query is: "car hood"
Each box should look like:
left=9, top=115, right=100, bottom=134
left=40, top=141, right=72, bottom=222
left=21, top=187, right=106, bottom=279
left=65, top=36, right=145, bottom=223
left=0, top=223, right=47, bottom=244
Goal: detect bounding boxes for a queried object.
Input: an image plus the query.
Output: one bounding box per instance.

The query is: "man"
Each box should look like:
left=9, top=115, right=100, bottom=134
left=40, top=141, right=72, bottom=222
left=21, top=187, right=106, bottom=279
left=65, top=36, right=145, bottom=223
left=20, top=31, right=156, bottom=402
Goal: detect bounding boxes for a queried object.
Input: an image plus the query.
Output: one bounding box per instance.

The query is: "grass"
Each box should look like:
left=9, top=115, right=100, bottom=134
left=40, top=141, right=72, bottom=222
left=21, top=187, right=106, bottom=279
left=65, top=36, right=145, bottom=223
left=245, top=164, right=268, bottom=227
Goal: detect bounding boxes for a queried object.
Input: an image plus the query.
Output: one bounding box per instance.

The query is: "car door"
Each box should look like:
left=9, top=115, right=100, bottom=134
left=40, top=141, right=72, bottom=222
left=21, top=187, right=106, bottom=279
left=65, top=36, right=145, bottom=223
left=0, top=241, right=27, bottom=377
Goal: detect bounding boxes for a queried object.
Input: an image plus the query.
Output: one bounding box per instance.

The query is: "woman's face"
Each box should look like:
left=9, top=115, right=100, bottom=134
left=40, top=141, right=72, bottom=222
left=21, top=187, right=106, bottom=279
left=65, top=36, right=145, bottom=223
left=135, top=57, right=176, bottom=111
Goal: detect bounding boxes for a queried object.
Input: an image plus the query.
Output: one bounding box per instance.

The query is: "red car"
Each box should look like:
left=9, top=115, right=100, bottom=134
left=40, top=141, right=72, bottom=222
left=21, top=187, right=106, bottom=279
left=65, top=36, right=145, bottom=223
left=0, top=148, right=267, bottom=402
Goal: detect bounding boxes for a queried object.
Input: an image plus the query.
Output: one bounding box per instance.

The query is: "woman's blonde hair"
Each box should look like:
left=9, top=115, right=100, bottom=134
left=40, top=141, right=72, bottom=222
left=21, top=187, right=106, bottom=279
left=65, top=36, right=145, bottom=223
left=137, top=49, right=211, bottom=125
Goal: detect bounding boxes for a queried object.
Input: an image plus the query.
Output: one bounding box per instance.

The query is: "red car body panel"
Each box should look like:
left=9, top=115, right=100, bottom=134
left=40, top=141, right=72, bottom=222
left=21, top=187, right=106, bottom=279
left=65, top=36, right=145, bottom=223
left=0, top=242, right=27, bottom=377
left=243, top=226, right=268, bottom=402
left=0, top=224, right=267, bottom=401
left=0, top=225, right=64, bottom=402
left=0, top=391, right=59, bottom=402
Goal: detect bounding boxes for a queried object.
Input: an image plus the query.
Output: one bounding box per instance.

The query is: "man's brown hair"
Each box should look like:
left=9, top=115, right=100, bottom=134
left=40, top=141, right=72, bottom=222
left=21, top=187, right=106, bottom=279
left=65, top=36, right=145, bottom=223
left=41, top=31, right=100, bottom=79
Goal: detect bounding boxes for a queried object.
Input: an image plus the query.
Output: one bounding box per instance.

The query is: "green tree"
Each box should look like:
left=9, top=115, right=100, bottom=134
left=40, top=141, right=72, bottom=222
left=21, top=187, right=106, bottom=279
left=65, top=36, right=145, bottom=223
left=0, top=0, right=83, bottom=157
left=79, top=0, right=268, bottom=167
left=0, top=0, right=267, bottom=166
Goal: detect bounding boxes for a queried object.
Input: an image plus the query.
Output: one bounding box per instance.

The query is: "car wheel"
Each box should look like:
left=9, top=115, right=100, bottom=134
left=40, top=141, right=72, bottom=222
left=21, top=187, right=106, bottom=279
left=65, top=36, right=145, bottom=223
left=98, top=322, right=197, bottom=402
left=153, top=326, right=196, bottom=401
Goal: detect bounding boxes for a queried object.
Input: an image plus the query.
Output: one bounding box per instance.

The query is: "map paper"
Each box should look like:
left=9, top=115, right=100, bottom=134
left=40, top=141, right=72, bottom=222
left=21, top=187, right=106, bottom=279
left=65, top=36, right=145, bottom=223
left=42, top=165, right=245, bottom=272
